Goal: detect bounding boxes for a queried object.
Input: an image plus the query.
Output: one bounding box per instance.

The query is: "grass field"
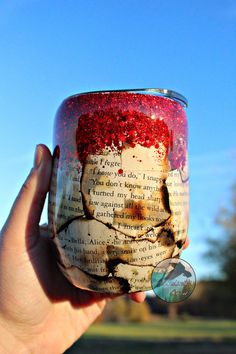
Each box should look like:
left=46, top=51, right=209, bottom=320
left=85, top=319, right=236, bottom=341
left=65, top=319, right=236, bottom=354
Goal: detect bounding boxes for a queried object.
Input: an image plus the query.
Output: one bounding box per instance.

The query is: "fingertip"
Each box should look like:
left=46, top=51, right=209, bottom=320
left=38, top=144, right=52, bottom=159
left=183, top=235, right=190, bottom=249
left=36, top=144, right=52, bottom=169
left=0, top=144, right=53, bottom=248
left=36, top=144, right=52, bottom=190
left=128, top=292, right=146, bottom=303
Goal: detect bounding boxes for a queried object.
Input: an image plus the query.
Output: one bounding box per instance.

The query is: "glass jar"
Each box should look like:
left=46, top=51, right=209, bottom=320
left=48, top=88, right=188, bottom=294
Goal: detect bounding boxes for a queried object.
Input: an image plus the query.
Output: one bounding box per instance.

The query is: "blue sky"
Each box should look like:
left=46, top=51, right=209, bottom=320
left=0, top=0, right=236, bottom=279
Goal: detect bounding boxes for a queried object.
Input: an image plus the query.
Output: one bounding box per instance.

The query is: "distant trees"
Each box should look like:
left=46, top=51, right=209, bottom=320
left=102, top=297, right=151, bottom=323
left=204, top=182, right=236, bottom=317
left=207, top=183, right=236, bottom=287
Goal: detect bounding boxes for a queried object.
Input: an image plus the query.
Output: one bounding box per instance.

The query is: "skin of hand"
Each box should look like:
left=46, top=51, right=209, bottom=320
left=0, top=144, right=146, bottom=354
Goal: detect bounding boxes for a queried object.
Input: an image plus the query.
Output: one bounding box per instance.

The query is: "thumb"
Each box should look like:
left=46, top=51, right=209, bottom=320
left=1, top=145, right=52, bottom=248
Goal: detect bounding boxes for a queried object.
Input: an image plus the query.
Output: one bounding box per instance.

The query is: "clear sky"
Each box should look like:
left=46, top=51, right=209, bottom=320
left=0, top=0, right=236, bottom=280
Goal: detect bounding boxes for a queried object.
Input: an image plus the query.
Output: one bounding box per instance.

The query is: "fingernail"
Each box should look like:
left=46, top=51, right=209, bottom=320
left=34, top=145, right=43, bottom=169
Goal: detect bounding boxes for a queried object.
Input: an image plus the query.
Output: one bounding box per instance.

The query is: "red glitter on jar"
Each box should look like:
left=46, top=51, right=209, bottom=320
left=54, top=89, right=188, bottom=171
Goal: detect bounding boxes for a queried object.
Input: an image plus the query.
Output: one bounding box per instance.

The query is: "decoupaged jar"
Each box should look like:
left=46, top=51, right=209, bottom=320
left=48, top=88, right=189, bottom=294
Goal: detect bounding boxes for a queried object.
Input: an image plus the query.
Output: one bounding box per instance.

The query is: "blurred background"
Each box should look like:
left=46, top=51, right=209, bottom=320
left=0, top=1, right=236, bottom=353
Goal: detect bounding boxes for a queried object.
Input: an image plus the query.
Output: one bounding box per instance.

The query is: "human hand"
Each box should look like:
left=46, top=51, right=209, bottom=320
left=0, top=144, right=145, bottom=354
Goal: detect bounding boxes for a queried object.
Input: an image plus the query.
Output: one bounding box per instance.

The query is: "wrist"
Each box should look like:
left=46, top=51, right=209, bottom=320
left=0, top=318, right=30, bottom=354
